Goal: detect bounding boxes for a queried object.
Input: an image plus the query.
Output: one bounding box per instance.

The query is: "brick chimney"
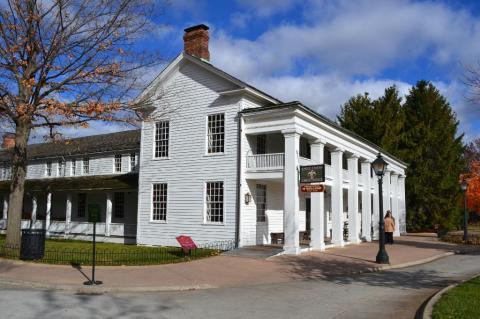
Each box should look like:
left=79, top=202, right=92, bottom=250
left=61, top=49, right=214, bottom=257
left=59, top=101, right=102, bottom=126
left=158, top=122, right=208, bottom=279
left=2, top=133, right=15, bottom=149
left=183, top=24, right=210, bottom=61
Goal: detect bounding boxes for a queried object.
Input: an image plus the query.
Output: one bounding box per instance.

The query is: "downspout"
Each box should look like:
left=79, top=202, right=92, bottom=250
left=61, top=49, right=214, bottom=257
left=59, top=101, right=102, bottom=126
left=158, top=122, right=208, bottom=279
left=235, top=111, right=243, bottom=248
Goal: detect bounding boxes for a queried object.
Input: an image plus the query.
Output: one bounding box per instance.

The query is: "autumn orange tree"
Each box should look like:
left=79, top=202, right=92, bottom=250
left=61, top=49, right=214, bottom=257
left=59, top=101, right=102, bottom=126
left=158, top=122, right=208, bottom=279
left=464, top=139, right=480, bottom=214
left=0, top=0, right=163, bottom=247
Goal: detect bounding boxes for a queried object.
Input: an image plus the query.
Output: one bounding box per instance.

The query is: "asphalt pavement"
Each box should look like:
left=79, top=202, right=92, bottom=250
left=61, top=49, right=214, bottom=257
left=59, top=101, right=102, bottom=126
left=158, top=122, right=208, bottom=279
left=1, top=252, right=479, bottom=319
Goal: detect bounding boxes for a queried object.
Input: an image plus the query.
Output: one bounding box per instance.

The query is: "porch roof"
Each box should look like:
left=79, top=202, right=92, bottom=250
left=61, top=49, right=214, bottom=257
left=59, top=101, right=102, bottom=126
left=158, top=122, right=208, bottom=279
left=0, top=173, right=138, bottom=192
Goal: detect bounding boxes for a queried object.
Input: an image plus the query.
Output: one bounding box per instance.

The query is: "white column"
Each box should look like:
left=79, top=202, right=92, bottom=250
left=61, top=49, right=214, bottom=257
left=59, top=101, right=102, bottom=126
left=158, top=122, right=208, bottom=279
left=310, top=140, right=325, bottom=251
left=106, top=192, right=113, bottom=237
left=361, top=161, right=372, bottom=241
left=398, top=175, right=406, bottom=234
left=372, top=174, right=380, bottom=240
left=46, top=192, right=52, bottom=235
left=347, top=155, right=360, bottom=243
left=2, top=195, right=8, bottom=220
left=331, top=148, right=344, bottom=247
left=65, top=193, right=72, bottom=235
left=383, top=170, right=391, bottom=216
left=391, top=173, right=400, bottom=236
left=31, top=195, right=37, bottom=225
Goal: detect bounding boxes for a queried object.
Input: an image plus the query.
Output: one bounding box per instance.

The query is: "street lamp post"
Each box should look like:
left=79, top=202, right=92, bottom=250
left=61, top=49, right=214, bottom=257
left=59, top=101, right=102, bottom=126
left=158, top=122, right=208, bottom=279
left=372, top=153, right=390, bottom=264
left=461, top=180, right=469, bottom=242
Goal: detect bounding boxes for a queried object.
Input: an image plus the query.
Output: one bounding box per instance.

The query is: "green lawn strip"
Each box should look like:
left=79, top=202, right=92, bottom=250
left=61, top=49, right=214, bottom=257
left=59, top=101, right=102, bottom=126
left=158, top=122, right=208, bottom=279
left=432, top=276, right=480, bottom=319
left=0, top=234, right=220, bottom=265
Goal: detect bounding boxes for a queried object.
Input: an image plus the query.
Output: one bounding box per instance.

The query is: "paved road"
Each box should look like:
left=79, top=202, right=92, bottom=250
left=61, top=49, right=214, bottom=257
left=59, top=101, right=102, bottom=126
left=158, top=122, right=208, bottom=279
left=1, top=253, right=479, bottom=319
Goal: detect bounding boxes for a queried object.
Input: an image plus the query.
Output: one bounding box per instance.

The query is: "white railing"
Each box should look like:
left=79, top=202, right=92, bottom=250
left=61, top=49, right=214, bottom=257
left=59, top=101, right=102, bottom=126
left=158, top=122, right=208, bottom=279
left=110, top=223, right=137, bottom=237
left=246, top=153, right=284, bottom=169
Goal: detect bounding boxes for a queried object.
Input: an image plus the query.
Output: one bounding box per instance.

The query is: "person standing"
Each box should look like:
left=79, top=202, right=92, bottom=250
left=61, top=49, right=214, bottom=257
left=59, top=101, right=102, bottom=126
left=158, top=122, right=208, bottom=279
left=384, top=210, right=395, bottom=244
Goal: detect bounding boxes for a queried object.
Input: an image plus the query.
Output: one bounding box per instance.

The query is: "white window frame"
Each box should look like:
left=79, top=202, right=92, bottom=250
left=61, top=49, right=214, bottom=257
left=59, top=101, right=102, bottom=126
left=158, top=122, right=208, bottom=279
left=114, top=154, right=122, bottom=173
left=153, top=121, right=170, bottom=159
left=71, top=159, right=77, bottom=176
left=206, top=113, right=225, bottom=155
left=58, top=159, right=66, bottom=177
left=45, top=161, right=52, bottom=177
left=151, top=183, right=168, bottom=222
left=204, top=180, right=225, bottom=225
left=129, top=153, right=136, bottom=172
left=82, top=157, right=90, bottom=175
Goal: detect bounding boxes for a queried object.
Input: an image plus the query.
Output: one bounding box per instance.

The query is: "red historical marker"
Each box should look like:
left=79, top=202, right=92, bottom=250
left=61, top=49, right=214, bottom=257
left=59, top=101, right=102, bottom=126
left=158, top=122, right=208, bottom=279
left=301, top=184, right=325, bottom=192
left=176, top=235, right=197, bottom=251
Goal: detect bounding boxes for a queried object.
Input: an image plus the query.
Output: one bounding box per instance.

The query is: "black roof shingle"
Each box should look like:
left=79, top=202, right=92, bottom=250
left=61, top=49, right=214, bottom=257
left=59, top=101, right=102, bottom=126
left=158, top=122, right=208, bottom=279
left=0, top=129, right=141, bottom=162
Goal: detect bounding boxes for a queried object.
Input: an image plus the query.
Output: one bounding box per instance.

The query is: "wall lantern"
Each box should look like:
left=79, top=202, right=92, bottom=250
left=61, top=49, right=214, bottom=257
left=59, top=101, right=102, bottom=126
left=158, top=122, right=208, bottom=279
left=244, top=192, right=252, bottom=205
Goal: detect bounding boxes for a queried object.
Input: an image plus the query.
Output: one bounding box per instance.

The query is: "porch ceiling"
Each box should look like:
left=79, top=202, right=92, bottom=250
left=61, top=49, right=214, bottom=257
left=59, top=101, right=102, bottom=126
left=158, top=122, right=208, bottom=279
left=0, top=173, right=138, bottom=192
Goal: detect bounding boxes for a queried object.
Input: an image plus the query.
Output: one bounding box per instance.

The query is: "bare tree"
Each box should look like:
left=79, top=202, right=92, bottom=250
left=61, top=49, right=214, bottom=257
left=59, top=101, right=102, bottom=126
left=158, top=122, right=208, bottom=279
left=0, top=0, right=163, bottom=247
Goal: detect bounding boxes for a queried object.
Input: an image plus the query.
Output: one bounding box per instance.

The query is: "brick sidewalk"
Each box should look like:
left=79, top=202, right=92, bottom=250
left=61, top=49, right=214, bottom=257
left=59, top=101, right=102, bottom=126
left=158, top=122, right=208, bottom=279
left=0, top=235, right=473, bottom=291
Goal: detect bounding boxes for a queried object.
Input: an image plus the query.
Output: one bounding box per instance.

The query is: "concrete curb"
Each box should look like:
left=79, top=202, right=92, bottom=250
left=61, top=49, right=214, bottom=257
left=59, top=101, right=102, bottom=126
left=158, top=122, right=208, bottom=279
left=422, top=273, right=480, bottom=319
left=0, top=251, right=455, bottom=293
left=0, top=277, right=217, bottom=293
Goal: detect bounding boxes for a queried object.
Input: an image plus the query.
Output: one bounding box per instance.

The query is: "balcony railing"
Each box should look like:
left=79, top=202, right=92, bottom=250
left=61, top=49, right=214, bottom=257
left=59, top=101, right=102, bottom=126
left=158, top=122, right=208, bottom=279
left=246, top=153, right=284, bottom=169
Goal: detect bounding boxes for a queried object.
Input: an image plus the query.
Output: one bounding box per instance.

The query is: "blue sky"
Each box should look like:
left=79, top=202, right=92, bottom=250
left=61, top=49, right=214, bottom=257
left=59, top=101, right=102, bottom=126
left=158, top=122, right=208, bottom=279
left=49, top=0, right=480, bottom=141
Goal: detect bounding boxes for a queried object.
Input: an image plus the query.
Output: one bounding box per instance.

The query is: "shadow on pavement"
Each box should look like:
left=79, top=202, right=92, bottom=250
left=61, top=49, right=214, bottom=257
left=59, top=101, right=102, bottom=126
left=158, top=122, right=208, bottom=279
left=277, top=255, right=456, bottom=290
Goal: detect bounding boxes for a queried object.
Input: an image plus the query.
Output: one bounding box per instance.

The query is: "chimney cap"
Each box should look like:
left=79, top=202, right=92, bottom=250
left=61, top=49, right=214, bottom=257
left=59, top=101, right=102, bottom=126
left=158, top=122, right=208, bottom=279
left=184, top=24, right=209, bottom=33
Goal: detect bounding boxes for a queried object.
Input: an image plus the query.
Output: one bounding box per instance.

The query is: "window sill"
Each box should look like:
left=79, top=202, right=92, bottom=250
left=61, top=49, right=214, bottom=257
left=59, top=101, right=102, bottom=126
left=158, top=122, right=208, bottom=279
left=202, top=222, right=225, bottom=226
left=203, top=153, right=225, bottom=157
left=152, top=157, right=170, bottom=161
left=149, top=220, right=167, bottom=224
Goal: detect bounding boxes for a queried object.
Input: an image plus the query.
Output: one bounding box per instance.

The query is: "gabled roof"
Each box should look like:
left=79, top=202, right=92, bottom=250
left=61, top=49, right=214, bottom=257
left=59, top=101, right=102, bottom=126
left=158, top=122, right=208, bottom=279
left=0, top=130, right=141, bottom=161
left=138, top=52, right=282, bottom=106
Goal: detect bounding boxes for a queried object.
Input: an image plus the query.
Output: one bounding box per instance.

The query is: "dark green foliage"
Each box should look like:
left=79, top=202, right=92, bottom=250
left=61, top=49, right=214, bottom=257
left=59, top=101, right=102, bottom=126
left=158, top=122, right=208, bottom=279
left=338, top=81, right=465, bottom=231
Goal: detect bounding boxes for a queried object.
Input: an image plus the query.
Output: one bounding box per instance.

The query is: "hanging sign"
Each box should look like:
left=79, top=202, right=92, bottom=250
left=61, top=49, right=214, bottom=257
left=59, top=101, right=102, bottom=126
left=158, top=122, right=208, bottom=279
left=301, top=184, right=325, bottom=193
left=300, top=164, right=325, bottom=183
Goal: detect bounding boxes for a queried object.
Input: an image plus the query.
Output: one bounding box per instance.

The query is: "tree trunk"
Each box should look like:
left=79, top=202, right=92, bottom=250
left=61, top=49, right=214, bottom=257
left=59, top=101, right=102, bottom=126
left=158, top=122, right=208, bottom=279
left=5, top=120, right=31, bottom=248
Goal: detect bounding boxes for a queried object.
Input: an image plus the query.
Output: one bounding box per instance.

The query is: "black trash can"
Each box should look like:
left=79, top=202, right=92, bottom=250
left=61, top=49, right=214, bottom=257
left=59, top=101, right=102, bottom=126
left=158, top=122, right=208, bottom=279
left=20, top=229, right=46, bottom=260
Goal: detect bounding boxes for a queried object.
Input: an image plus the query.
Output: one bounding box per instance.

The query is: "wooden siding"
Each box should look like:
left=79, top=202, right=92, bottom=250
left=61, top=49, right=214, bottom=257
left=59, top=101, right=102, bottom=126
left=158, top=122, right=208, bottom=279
left=136, top=60, right=240, bottom=246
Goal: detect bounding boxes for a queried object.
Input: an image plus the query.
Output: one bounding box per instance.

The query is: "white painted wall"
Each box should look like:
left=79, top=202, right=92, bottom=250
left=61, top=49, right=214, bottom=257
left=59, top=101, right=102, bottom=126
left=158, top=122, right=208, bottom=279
left=136, top=60, right=239, bottom=246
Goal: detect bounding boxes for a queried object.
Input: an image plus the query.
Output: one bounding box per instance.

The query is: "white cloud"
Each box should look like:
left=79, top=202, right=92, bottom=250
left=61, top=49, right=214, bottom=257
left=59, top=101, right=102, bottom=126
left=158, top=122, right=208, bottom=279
left=211, top=0, right=480, bottom=79
left=236, top=0, right=297, bottom=17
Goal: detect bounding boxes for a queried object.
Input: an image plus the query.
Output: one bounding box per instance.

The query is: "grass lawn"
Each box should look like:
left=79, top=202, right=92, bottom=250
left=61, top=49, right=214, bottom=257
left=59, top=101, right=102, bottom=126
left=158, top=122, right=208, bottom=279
left=0, top=234, right=223, bottom=266
left=432, top=276, right=480, bottom=319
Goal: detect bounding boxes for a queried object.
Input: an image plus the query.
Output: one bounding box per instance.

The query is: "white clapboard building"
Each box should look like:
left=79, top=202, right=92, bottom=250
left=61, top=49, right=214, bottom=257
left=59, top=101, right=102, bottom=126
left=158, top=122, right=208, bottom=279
left=0, top=25, right=407, bottom=254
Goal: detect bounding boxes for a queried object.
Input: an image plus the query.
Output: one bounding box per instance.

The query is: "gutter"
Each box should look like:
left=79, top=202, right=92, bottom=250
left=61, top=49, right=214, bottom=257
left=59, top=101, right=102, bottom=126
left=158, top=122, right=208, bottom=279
left=235, top=112, right=242, bottom=248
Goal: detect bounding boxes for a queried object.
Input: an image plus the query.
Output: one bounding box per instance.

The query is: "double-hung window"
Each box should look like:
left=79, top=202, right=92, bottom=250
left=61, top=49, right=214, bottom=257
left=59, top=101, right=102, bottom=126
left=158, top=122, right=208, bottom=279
left=256, top=184, right=267, bottom=222
left=77, top=193, right=86, bottom=217
left=46, top=161, right=52, bottom=177
left=114, top=154, right=122, bottom=173
left=152, top=183, right=167, bottom=221
left=154, top=121, right=169, bottom=158
left=83, top=157, right=89, bottom=175
left=58, top=159, right=65, bottom=177
left=113, top=192, right=125, bottom=218
left=130, top=153, right=136, bottom=171
left=207, top=114, right=224, bottom=154
left=71, top=159, right=77, bottom=176
left=206, top=181, right=224, bottom=223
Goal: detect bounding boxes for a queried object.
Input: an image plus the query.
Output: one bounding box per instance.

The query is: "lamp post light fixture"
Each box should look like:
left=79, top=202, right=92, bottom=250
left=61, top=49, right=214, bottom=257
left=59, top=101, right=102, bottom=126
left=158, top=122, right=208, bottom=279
left=461, top=179, right=469, bottom=242
left=372, top=153, right=390, bottom=264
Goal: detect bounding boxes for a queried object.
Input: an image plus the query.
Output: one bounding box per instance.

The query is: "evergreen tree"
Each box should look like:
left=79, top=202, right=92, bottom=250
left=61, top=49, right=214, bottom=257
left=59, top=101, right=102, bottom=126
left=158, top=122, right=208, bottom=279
left=337, top=93, right=377, bottom=143
left=338, top=81, right=465, bottom=231
left=399, top=81, right=465, bottom=230
left=337, top=86, right=404, bottom=154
